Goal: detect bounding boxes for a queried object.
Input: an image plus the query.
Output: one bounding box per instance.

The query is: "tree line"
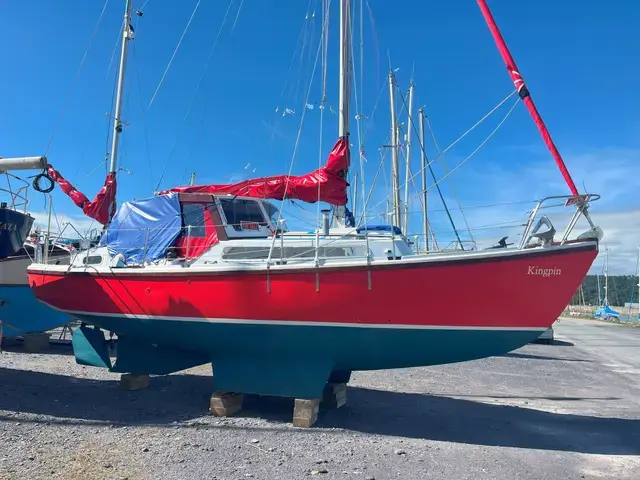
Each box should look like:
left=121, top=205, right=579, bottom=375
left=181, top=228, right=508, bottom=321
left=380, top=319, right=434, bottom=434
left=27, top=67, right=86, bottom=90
left=571, top=275, right=640, bottom=306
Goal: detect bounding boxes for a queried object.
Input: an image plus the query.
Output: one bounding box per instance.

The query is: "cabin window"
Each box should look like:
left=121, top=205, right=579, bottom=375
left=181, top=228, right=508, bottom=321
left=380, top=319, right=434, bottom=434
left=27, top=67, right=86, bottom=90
left=221, top=246, right=364, bottom=261
left=181, top=204, right=206, bottom=237
left=218, top=198, right=266, bottom=230
left=263, top=202, right=279, bottom=223
left=82, top=255, right=103, bottom=265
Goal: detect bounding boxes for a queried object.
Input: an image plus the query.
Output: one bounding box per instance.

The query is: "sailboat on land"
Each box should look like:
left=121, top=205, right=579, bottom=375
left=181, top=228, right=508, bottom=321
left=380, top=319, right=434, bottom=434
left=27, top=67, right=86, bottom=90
left=0, top=168, right=75, bottom=338
left=593, top=247, right=620, bottom=320
left=24, top=0, right=602, bottom=399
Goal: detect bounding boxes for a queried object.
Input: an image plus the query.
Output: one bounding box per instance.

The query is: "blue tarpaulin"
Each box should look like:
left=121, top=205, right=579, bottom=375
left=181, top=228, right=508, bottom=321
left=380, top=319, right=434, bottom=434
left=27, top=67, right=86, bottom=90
left=99, top=193, right=182, bottom=264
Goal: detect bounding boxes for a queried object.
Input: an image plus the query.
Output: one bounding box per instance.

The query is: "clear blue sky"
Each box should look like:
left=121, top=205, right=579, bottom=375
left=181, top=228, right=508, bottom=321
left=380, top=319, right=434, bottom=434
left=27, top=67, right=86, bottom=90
left=1, top=0, right=638, bottom=268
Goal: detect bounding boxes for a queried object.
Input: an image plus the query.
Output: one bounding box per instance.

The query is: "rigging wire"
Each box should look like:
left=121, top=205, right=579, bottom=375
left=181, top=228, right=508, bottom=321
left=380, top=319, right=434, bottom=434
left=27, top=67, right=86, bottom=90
left=364, top=92, right=521, bottom=230
left=181, top=104, right=210, bottom=184
left=396, top=86, right=464, bottom=248
left=178, top=1, right=244, bottom=185
left=105, top=19, right=125, bottom=81
left=131, top=41, right=155, bottom=190
left=315, top=0, right=329, bottom=220
left=292, top=2, right=317, bottom=111
left=147, top=0, right=203, bottom=110
left=423, top=109, right=475, bottom=245
left=43, top=0, right=110, bottom=156
left=153, top=0, right=237, bottom=192
left=103, top=19, right=122, bottom=172
left=414, top=90, right=518, bottom=183
left=363, top=0, right=381, bottom=109
left=231, top=0, right=245, bottom=31
left=400, top=90, right=518, bottom=202
left=424, top=96, right=521, bottom=188
left=266, top=0, right=316, bottom=132
left=267, top=2, right=328, bottom=263
left=350, top=0, right=369, bottom=230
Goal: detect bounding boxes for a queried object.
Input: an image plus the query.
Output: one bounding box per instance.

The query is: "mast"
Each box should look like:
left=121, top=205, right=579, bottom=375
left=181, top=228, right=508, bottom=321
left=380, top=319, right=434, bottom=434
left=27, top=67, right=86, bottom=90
left=418, top=107, right=428, bottom=251
left=476, top=0, right=579, bottom=196
left=388, top=72, right=401, bottom=230
left=338, top=0, right=351, bottom=140
left=333, top=0, right=352, bottom=228
left=109, top=0, right=134, bottom=174
left=402, top=82, right=415, bottom=235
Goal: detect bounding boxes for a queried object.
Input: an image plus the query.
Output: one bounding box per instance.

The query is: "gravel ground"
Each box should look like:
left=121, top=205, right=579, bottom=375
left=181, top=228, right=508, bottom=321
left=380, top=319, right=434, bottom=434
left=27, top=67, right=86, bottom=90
left=1, top=320, right=639, bottom=480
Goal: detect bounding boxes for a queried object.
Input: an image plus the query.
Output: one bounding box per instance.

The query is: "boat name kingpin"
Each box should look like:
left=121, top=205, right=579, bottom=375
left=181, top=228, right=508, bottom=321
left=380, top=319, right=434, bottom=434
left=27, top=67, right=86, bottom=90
left=527, top=266, right=562, bottom=277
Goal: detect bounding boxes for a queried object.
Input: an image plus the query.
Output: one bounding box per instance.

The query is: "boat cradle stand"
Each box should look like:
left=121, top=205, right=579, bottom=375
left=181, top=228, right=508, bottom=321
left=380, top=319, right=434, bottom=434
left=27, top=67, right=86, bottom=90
left=209, top=378, right=349, bottom=429
left=119, top=377, right=348, bottom=427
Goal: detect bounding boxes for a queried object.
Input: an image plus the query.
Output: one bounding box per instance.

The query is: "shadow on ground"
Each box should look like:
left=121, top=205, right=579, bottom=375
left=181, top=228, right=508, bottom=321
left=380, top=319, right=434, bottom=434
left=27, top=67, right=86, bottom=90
left=500, top=352, right=588, bottom=362
left=0, top=367, right=638, bottom=456
left=0, top=341, right=75, bottom=357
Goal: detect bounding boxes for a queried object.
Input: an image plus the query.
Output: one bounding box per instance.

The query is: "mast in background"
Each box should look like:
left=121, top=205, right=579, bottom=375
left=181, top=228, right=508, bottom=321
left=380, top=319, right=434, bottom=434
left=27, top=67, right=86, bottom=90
left=402, top=82, right=415, bottom=236
left=388, top=72, right=401, bottom=230
left=418, top=107, right=428, bottom=251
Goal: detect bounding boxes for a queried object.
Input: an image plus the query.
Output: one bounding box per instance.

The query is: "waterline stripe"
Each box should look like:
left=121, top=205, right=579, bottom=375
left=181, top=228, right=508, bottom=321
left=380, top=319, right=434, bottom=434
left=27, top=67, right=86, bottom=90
left=63, top=309, right=547, bottom=331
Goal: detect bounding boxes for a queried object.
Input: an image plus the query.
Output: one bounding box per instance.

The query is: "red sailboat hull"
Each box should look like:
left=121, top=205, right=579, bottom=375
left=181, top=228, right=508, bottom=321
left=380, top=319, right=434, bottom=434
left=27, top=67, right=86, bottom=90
left=27, top=242, right=596, bottom=397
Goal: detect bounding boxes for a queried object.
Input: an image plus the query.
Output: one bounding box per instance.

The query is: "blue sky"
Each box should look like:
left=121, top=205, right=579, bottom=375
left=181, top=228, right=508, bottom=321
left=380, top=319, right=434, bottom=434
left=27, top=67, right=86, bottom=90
left=1, top=0, right=638, bottom=271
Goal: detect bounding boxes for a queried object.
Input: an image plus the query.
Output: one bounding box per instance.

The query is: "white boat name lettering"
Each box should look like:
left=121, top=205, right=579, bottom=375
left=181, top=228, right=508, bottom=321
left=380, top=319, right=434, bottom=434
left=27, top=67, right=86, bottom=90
left=527, top=266, right=561, bottom=277
left=0, top=222, right=17, bottom=231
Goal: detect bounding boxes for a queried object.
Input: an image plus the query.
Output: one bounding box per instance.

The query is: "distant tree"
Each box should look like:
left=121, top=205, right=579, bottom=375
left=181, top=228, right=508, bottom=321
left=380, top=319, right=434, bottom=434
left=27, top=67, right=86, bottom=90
left=571, top=275, right=640, bottom=306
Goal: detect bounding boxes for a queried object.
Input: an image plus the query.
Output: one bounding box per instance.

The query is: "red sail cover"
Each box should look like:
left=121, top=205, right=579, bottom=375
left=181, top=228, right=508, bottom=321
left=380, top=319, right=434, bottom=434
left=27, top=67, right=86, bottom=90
left=162, top=137, right=350, bottom=204
left=476, top=0, right=579, bottom=196
left=47, top=166, right=117, bottom=225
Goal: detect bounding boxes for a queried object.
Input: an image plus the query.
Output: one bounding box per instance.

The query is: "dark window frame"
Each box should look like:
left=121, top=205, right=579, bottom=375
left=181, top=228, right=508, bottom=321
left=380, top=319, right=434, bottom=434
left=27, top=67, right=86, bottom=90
left=218, top=198, right=266, bottom=230
left=181, top=203, right=207, bottom=237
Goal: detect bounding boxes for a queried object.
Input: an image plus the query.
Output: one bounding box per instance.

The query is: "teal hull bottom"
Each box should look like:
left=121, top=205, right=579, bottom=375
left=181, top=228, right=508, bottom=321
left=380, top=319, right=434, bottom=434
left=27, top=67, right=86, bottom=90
left=0, top=285, right=71, bottom=337
left=73, top=315, right=544, bottom=399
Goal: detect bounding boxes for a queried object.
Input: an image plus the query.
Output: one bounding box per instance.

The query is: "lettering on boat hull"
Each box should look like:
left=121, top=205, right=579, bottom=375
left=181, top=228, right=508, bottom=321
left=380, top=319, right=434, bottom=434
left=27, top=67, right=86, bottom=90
left=527, top=266, right=562, bottom=277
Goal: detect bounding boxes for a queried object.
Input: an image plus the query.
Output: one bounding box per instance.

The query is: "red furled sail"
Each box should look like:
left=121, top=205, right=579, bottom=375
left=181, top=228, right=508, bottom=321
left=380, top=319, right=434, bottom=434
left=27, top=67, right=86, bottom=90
left=162, top=137, right=350, bottom=205
left=47, top=167, right=117, bottom=225
left=476, top=0, right=579, bottom=196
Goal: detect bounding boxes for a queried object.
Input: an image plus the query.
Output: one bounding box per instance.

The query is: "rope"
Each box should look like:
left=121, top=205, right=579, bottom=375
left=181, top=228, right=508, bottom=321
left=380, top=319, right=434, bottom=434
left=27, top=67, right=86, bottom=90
left=147, top=0, right=203, bottom=109
left=43, top=0, right=110, bottom=156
